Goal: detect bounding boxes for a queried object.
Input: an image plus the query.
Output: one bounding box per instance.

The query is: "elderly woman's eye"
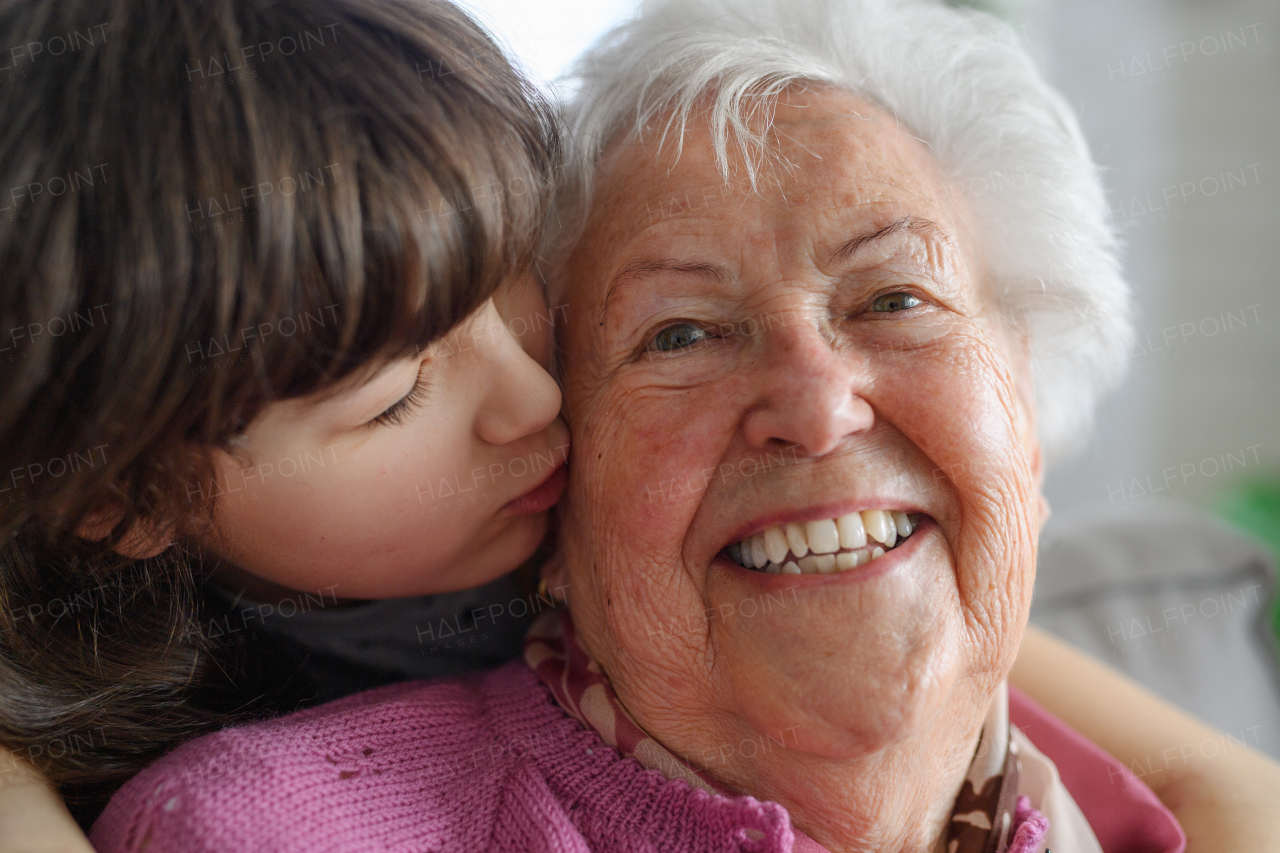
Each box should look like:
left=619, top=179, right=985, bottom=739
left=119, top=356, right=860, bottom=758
left=649, top=323, right=709, bottom=352
left=871, top=292, right=922, bottom=312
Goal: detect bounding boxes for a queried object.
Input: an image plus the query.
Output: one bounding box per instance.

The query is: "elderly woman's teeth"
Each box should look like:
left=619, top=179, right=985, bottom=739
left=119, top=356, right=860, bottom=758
left=784, top=523, right=808, bottom=558
left=725, top=512, right=920, bottom=573
left=804, top=519, right=839, bottom=554
left=762, top=527, right=789, bottom=564
left=862, top=510, right=895, bottom=548
left=837, top=512, right=866, bottom=549
left=892, top=510, right=912, bottom=538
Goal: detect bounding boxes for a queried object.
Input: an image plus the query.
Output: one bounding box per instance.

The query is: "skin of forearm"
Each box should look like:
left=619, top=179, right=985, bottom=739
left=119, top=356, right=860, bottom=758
left=1011, top=623, right=1280, bottom=849
left=0, top=749, right=94, bottom=853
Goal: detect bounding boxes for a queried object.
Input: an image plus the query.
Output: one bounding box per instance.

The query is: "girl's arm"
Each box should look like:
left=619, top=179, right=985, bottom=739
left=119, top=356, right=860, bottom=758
left=0, top=748, right=94, bottom=853
left=1012, top=623, right=1280, bottom=849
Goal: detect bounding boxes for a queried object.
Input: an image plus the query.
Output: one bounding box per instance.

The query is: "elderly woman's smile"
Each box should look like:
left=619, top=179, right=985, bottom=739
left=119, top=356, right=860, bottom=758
left=549, top=84, right=1044, bottom=850
left=720, top=509, right=924, bottom=574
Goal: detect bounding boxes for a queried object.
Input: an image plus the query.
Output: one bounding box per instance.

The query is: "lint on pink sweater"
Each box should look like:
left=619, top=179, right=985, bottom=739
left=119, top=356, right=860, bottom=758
left=90, top=661, right=1183, bottom=853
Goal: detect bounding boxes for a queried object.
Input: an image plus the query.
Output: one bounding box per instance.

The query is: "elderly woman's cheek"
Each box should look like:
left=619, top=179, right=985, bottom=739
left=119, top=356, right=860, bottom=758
left=946, top=342, right=1038, bottom=670
left=872, top=329, right=1037, bottom=668
left=572, top=386, right=720, bottom=607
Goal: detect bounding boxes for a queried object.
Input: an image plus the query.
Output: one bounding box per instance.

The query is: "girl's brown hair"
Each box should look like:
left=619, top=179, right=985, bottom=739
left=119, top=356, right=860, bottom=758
left=0, top=0, right=558, bottom=823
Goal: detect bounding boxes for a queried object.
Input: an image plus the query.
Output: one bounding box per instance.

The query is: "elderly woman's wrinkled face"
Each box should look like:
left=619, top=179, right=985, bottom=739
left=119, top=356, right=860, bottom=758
left=554, top=86, right=1042, bottom=787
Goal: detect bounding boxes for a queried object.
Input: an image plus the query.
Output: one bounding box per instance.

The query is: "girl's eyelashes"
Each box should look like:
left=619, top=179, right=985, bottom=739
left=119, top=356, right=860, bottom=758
left=369, top=359, right=433, bottom=428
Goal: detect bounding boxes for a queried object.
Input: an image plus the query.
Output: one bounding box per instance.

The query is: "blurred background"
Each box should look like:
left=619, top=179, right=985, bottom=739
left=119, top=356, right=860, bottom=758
left=457, top=0, right=1280, bottom=754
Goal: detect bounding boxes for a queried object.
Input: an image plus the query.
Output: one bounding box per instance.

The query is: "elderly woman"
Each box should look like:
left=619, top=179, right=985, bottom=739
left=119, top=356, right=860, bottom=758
left=530, top=0, right=1128, bottom=848
left=83, top=0, right=1279, bottom=851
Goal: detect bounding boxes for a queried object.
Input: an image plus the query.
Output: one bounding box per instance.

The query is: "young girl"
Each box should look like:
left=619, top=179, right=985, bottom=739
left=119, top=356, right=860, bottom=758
left=0, top=0, right=565, bottom=832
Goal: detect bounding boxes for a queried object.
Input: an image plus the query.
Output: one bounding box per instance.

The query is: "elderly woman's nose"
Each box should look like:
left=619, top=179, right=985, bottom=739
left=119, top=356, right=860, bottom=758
left=740, top=321, right=875, bottom=456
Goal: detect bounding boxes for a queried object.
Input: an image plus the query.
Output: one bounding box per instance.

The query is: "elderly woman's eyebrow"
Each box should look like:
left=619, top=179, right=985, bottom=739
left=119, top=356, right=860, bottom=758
left=828, top=215, right=948, bottom=265
left=600, top=259, right=732, bottom=325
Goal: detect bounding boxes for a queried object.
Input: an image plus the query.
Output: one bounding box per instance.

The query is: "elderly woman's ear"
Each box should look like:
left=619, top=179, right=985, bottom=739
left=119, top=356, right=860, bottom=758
left=539, top=550, right=570, bottom=603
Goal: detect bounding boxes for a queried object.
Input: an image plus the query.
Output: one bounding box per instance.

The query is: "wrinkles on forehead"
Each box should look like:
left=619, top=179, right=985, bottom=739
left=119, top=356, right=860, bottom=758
left=560, top=85, right=992, bottom=384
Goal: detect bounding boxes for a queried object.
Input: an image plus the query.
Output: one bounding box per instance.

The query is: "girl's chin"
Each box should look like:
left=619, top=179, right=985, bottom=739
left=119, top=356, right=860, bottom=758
left=450, top=512, right=551, bottom=579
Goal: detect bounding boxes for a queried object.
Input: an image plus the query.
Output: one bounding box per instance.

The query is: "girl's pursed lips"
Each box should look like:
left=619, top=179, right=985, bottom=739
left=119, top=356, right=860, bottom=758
left=503, top=460, right=568, bottom=515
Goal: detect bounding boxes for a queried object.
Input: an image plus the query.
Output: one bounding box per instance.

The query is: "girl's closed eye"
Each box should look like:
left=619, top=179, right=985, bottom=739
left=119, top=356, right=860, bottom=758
left=370, top=359, right=433, bottom=428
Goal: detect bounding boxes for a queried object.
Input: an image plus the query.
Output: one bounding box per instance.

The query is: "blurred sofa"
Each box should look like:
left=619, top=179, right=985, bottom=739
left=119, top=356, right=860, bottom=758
left=1031, top=501, right=1280, bottom=759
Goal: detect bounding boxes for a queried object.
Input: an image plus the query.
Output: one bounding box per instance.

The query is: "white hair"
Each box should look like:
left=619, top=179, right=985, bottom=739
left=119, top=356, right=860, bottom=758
left=556, top=0, right=1132, bottom=465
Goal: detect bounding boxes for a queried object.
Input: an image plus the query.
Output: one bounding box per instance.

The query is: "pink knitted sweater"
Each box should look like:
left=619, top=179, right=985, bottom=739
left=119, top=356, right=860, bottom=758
left=90, top=661, right=1183, bottom=853
left=92, top=661, right=801, bottom=852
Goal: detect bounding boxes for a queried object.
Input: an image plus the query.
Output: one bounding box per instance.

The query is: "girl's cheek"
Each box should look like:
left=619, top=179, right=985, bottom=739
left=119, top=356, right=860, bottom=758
left=420, top=489, right=492, bottom=517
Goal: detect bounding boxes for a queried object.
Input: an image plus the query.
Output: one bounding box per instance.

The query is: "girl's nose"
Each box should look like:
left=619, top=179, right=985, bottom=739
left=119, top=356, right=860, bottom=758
left=472, top=301, right=562, bottom=446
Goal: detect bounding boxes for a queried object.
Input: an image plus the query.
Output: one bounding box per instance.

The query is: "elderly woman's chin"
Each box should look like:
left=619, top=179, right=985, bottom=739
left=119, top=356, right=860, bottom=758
left=713, top=536, right=979, bottom=759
